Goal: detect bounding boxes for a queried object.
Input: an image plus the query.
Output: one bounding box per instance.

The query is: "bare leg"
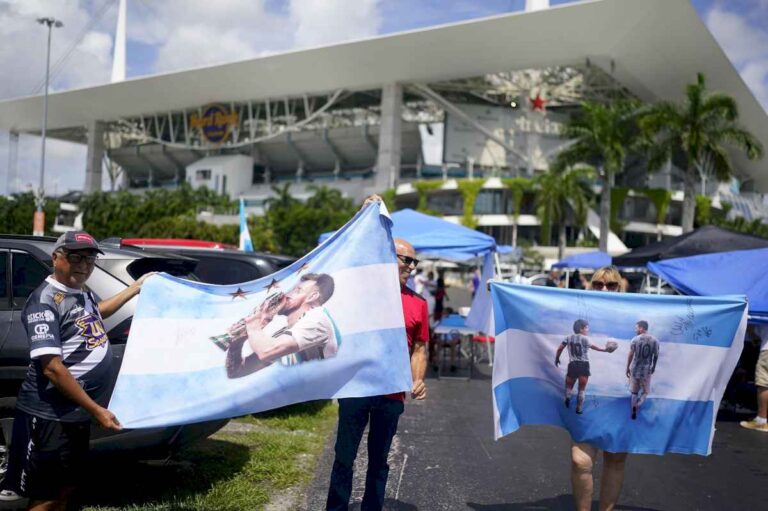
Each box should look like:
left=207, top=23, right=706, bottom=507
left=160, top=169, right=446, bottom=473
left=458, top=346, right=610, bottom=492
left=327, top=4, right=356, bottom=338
left=565, top=376, right=576, bottom=407
left=599, top=452, right=628, bottom=511
left=757, top=386, right=768, bottom=419
left=576, top=376, right=589, bottom=413
left=571, top=442, right=597, bottom=511
left=29, top=487, right=73, bottom=511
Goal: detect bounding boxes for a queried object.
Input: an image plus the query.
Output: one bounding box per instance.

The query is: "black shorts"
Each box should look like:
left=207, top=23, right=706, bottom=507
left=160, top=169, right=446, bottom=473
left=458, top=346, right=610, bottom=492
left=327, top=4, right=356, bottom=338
left=567, top=361, right=591, bottom=378
left=16, top=410, right=90, bottom=501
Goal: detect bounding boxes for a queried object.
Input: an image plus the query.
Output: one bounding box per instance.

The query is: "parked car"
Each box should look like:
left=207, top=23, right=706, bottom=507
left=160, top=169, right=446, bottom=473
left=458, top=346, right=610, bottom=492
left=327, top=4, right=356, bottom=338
left=0, top=234, right=230, bottom=484
left=101, top=238, right=297, bottom=285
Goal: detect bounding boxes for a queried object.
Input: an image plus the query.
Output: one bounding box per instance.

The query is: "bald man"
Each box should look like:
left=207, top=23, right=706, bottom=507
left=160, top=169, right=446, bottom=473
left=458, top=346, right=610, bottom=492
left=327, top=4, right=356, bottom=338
left=326, top=196, right=429, bottom=511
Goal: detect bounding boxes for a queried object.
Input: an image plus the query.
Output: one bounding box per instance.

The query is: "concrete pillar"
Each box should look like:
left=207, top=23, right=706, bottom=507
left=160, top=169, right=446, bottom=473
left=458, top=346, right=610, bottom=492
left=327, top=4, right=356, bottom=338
left=6, top=131, right=19, bottom=194
left=84, top=121, right=106, bottom=192
left=374, top=83, right=402, bottom=191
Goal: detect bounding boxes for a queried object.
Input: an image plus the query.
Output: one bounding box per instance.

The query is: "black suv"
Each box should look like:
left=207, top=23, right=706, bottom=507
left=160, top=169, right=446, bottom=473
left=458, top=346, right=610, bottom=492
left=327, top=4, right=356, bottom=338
left=0, top=235, right=229, bottom=476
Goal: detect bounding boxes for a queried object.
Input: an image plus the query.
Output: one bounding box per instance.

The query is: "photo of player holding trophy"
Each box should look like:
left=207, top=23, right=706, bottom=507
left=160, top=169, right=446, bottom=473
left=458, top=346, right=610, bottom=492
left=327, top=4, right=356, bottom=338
left=215, top=273, right=339, bottom=378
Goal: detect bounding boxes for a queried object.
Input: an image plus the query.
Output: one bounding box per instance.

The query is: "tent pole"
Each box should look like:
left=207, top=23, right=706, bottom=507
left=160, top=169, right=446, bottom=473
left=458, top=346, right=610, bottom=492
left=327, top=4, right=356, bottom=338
left=493, top=251, right=502, bottom=279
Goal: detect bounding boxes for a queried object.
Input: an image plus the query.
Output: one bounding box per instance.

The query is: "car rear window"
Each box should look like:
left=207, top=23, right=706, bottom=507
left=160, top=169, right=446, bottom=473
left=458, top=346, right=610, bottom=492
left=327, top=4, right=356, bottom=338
left=126, top=258, right=198, bottom=280
left=192, top=256, right=265, bottom=285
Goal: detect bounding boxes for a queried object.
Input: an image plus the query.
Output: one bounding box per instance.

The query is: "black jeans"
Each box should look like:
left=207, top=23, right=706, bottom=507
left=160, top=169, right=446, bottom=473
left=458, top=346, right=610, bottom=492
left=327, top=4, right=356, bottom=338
left=326, top=396, right=404, bottom=511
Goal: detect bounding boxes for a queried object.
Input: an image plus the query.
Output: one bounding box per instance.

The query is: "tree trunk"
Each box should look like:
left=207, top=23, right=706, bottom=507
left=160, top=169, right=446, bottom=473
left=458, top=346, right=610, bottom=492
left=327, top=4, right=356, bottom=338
left=512, top=217, right=518, bottom=248
left=681, top=164, right=697, bottom=233
left=599, top=167, right=611, bottom=253
left=558, top=222, right=567, bottom=261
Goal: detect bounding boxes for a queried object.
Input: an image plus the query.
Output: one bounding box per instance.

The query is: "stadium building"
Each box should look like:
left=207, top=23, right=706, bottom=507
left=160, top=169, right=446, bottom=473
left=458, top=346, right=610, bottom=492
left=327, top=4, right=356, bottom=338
left=1, top=0, right=767, bottom=254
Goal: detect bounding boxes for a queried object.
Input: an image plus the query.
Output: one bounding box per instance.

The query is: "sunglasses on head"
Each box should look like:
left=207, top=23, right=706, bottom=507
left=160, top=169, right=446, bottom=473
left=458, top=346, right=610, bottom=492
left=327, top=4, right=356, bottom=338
left=396, top=254, right=420, bottom=267
left=592, top=280, right=619, bottom=291
left=58, top=251, right=98, bottom=265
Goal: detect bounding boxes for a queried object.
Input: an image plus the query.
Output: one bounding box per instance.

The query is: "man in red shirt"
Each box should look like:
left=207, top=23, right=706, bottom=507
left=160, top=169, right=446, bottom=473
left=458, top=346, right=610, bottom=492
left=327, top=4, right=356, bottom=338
left=326, top=200, right=428, bottom=511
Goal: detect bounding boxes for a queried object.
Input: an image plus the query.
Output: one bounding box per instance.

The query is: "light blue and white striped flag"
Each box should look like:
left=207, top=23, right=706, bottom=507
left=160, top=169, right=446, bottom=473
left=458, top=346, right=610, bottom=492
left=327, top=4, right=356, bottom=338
left=239, top=197, right=254, bottom=252
left=490, top=283, right=747, bottom=455
left=109, top=203, right=412, bottom=428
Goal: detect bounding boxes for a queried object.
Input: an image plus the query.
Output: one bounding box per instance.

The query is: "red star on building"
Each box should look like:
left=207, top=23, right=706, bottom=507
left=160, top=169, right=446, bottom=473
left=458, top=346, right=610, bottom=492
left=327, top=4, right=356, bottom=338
left=229, top=287, right=248, bottom=300
left=530, top=93, right=546, bottom=111
left=265, top=278, right=280, bottom=293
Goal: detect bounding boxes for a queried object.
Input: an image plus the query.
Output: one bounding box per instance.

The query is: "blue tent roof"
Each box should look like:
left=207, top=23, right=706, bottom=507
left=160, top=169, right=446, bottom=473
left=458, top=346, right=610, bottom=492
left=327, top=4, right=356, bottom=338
left=318, top=208, right=496, bottom=260
left=648, top=247, right=768, bottom=323
left=552, top=251, right=612, bottom=269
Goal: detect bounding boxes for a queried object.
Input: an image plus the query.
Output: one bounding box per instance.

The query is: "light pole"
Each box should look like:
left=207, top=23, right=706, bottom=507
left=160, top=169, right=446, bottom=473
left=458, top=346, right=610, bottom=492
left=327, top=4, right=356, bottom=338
left=34, top=17, right=63, bottom=236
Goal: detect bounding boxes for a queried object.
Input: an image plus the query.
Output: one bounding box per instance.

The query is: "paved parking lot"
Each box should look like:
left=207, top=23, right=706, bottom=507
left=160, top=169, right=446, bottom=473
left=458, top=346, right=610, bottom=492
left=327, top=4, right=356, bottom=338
left=303, top=367, right=768, bottom=510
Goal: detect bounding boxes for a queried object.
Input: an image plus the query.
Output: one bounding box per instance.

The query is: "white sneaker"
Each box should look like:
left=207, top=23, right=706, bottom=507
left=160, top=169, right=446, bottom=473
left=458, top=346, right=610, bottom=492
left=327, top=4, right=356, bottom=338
left=0, top=489, right=21, bottom=501
left=739, top=418, right=768, bottom=432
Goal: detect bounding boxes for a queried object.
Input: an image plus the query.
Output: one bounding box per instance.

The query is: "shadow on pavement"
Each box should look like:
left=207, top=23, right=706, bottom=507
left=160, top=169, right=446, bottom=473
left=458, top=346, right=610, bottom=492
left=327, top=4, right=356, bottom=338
left=467, top=496, right=663, bottom=511
left=349, top=498, right=418, bottom=510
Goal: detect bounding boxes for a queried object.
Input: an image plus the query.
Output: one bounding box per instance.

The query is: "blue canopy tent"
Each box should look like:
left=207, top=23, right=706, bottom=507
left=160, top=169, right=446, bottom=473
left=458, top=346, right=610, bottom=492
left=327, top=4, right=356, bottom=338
left=552, top=251, right=612, bottom=269
left=648, top=247, right=768, bottom=323
left=318, top=208, right=496, bottom=260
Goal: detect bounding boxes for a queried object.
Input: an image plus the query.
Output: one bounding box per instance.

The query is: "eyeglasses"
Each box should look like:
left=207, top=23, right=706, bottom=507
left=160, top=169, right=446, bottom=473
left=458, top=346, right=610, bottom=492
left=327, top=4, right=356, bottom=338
left=592, top=281, right=619, bottom=291
left=59, top=251, right=98, bottom=265
left=396, top=254, right=420, bottom=267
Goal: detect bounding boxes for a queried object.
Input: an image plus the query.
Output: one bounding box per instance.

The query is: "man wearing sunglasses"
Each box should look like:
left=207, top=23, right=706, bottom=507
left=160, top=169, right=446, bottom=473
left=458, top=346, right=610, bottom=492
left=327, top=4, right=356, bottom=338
left=11, top=231, right=152, bottom=511
left=326, top=197, right=429, bottom=511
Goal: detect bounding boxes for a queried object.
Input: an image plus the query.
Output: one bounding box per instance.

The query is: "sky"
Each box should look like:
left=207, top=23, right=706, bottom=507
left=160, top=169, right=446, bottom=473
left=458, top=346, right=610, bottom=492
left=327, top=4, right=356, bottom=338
left=0, top=0, right=766, bottom=195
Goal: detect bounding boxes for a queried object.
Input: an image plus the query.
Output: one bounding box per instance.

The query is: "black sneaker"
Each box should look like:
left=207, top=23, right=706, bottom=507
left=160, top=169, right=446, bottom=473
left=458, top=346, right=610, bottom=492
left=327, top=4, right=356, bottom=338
left=565, top=397, right=570, bottom=408
left=632, top=407, right=637, bottom=420
left=576, top=406, right=583, bottom=415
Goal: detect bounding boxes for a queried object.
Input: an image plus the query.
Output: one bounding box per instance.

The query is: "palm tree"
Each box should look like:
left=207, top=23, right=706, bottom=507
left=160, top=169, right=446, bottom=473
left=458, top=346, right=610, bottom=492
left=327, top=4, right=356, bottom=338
left=554, top=99, right=640, bottom=252
left=535, top=166, right=594, bottom=260
left=640, top=73, right=763, bottom=233
left=504, top=177, right=532, bottom=248
left=265, top=183, right=298, bottom=210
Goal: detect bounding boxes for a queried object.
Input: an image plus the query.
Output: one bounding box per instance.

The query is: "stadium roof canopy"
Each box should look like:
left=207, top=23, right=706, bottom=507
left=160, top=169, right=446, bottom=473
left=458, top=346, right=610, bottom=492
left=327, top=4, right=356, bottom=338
left=1, top=0, right=766, bottom=189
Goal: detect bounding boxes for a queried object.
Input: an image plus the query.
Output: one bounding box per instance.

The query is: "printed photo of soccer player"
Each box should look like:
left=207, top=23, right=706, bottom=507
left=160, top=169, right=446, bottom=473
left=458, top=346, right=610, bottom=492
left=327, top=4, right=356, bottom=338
left=220, top=273, right=339, bottom=378
left=625, top=320, right=660, bottom=420
left=555, top=319, right=618, bottom=414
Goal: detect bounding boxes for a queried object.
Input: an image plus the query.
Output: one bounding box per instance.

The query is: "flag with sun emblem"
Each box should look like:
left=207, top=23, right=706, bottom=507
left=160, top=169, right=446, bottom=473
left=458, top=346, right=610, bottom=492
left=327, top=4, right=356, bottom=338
left=109, top=203, right=412, bottom=428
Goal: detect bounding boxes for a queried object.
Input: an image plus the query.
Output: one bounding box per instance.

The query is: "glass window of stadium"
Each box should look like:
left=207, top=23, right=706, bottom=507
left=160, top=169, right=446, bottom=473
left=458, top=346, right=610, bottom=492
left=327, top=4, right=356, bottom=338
left=395, top=193, right=419, bottom=210
left=474, top=190, right=512, bottom=215
left=426, top=191, right=463, bottom=216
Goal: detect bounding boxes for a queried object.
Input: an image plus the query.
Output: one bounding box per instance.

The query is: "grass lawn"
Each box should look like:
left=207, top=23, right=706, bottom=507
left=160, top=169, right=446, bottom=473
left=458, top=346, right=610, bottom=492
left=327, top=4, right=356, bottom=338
left=78, top=400, right=337, bottom=511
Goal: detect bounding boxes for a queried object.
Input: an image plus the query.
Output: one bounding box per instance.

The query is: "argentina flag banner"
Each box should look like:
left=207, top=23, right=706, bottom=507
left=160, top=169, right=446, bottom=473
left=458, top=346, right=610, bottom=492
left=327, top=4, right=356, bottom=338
left=490, top=283, right=747, bottom=455
left=109, top=203, right=412, bottom=428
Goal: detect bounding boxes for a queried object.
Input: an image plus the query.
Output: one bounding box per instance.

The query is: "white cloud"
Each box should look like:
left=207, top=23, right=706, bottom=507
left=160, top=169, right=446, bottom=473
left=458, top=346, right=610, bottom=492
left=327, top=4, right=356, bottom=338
left=0, top=0, right=114, bottom=99
left=133, top=0, right=381, bottom=74
left=130, top=0, right=291, bottom=73
left=704, top=4, right=768, bottom=109
left=289, top=0, right=381, bottom=49
left=2, top=134, right=86, bottom=195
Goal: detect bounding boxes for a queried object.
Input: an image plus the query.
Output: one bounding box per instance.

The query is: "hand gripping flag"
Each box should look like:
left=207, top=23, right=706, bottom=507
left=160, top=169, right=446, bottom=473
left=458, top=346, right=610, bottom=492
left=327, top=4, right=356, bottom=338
left=490, top=283, right=747, bottom=455
left=109, top=203, right=412, bottom=428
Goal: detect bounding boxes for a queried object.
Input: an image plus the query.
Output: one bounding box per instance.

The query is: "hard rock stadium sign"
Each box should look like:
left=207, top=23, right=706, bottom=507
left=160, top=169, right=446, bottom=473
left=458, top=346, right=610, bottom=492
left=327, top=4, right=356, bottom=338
left=189, top=104, right=239, bottom=145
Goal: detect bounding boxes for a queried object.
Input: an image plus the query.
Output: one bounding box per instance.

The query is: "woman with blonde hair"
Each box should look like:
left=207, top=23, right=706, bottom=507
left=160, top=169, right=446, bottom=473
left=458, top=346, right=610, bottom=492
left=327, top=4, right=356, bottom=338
left=570, top=266, right=628, bottom=511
